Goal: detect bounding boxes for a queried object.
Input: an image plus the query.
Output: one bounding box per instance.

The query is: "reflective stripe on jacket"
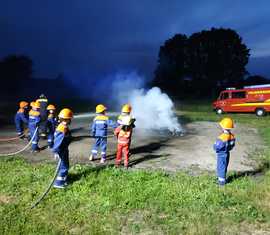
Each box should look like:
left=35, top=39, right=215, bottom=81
left=91, top=115, right=116, bottom=137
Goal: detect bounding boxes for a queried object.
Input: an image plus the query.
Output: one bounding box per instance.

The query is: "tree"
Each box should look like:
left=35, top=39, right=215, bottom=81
left=188, top=28, right=250, bottom=95
left=153, top=28, right=250, bottom=97
left=153, top=34, right=188, bottom=93
left=0, top=55, right=33, bottom=94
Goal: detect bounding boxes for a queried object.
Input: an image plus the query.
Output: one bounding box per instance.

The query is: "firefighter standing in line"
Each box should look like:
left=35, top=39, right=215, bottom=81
left=47, top=104, right=58, bottom=149
left=89, top=104, right=117, bottom=163
left=28, top=101, right=41, bottom=152
left=36, top=94, right=48, bottom=138
left=14, top=101, right=29, bottom=138
left=114, top=116, right=134, bottom=169
left=52, top=108, right=73, bottom=189
left=213, top=117, right=236, bottom=186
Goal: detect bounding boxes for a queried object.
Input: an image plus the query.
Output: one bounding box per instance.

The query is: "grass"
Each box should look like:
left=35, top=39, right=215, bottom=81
left=0, top=101, right=270, bottom=234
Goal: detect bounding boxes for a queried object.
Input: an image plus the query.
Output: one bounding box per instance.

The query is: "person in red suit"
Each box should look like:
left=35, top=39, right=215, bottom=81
left=114, top=116, right=135, bottom=169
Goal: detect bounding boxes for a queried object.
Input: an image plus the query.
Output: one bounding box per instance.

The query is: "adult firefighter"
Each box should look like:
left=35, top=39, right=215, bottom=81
left=36, top=94, right=48, bottom=137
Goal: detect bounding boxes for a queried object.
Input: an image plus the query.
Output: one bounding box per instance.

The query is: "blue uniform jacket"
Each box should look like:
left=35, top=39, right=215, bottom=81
left=213, top=132, right=235, bottom=154
left=15, top=109, right=29, bottom=125
left=47, top=114, right=58, bottom=132
left=36, top=98, right=48, bottom=119
left=28, top=110, right=41, bottom=129
left=91, top=115, right=116, bottom=137
left=52, top=123, right=72, bottom=155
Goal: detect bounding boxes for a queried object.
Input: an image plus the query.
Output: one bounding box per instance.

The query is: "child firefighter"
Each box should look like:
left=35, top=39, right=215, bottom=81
left=114, top=116, right=135, bottom=169
left=52, top=108, right=73, bottom=189
left=14, top=101, right=29, bottom=138
left=213, top=117, right=236, bottom=186
left=117, top=104, right=133, bottom=125
left=28, top=101, right=41, bottom=152
left=47, top=104, right=58, bottom=149
left=89, top=104, right=117, bottom=163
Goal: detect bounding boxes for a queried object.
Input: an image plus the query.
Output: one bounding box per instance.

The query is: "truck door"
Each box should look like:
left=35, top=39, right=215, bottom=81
left=219, top=92, right=230, bottom=111
left=230, top=91, right=247, bottom=112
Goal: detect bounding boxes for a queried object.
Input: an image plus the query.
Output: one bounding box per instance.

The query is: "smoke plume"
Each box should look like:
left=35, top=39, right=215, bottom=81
left=110, top=72, right=182, bottom=133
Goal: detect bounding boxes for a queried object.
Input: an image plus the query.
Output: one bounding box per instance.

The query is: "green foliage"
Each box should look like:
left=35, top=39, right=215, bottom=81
left=1, top=102, right=270, bottom=234
left=154, top=28, right=250, bottom=97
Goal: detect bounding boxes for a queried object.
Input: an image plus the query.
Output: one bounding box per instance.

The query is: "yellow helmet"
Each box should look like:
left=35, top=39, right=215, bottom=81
left=219, top=117, right=234, bottom=130
left=96, top=104, right=107, bottom=113
left=58, top=108, right=73, bottom=119
left=122, top=104, right=132, bottom=113
left=47, top=104, right=56, bottom=110
left=19, top=101, right=28, bottom=109
left=32, top=101, right=41, bottom=109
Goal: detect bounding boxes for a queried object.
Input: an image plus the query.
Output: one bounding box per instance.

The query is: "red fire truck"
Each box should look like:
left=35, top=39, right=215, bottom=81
left=213, top=84, right=270, bottom=116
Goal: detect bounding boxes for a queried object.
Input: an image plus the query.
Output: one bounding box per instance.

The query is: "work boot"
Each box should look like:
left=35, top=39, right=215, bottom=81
left=19, top=134, right=25, bottom=139
left=31, top=147, right=40, bottom=153
left=218, top=180, right=226, bottom=186
left=53, top=182, right=67, bottom=189
left=48, top=145, right=53, bottom=150
left=89, top=154, right=95, bottom=161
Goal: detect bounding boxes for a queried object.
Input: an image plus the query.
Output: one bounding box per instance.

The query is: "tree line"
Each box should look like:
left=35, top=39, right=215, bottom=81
left=0, top=55, right=74, bottom=100
left=152, top=27, right=268, bottom=98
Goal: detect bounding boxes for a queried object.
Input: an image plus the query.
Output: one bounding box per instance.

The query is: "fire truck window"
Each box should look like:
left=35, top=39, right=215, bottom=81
left=220, top=92, right=229, bottom=100
left=231, top=92, right=246, bottom=99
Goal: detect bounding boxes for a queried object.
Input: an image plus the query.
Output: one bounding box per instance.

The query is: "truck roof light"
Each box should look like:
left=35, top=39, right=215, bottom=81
left=244, top=84, right=270, bottom=89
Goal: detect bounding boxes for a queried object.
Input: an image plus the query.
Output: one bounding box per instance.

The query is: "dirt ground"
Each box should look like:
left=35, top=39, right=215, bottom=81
left=0, top=116, right=265, bottom=174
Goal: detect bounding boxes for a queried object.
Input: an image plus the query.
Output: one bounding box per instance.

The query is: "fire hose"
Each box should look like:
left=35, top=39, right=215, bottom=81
left=0, top=129, right=29, bottom=142
left=30, top=134, right=115, bottom=209
left=0, top=127, right=38, bottom=156
left=30, top=157, right=61, bottom=209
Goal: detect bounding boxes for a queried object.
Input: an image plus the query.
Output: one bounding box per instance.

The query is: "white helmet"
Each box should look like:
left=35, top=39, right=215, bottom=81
left=121, top=116, right=132, bottom=126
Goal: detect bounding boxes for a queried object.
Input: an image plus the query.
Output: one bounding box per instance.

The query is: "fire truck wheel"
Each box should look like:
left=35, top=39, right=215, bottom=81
left=216, top=108, right=224, bottom=115
left=255, top=108, right=266, bottom=117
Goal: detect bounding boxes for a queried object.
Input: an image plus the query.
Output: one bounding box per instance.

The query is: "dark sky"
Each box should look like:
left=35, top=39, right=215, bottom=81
left=0, top=0, right=270, bottom=79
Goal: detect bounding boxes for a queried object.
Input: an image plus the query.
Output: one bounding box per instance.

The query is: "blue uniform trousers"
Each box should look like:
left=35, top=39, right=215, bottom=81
left=15, top=120, right=24, bottom=136
left=217, top=152, right=230, bottom=185
left=91, top=137, right=107, bottom=158
left=54, top=150, right=69, bottom=187
left=47, top=132, right=54, bottom=148
left=29, top=124, right=39, bottom=150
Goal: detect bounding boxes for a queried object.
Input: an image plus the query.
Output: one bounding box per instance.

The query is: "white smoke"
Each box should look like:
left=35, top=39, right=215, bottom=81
left=110, top=72, right=182, bottom=133
left=129, top=87, right=181, bottom=133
